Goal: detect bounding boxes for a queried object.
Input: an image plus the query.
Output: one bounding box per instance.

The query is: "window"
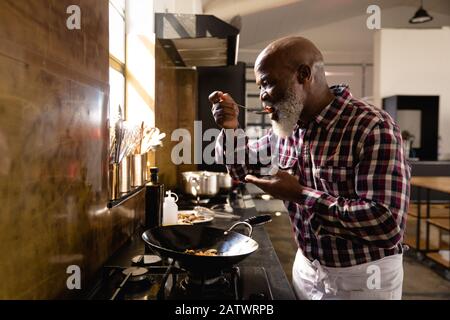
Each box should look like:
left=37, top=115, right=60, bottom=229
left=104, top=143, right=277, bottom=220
left=245, top=66, right=270, bottom=143
left=109, top=0, right=127, bottom=121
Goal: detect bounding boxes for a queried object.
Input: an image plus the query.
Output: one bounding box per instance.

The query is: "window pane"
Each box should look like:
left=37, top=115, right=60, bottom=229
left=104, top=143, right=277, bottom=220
left=325, top=65, right=362, bottom=97
left=109, top=2, right=126, bottom=63
left=246, top=111, right=262, bottom=125
left=109, top=67, right=125, bottom=122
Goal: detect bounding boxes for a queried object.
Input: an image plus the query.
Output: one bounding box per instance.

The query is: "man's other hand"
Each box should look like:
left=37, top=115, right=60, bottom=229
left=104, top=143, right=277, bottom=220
left=245, top=170, right=303, bottom=202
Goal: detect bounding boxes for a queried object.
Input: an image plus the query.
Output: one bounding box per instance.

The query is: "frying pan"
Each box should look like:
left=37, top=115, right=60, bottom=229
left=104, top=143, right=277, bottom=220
left=142, top=215, right=272, bottom=274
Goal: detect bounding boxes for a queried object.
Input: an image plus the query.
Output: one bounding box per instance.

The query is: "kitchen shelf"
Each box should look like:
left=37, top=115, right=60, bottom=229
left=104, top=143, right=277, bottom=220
left=107, top=185, right=145, bottom=209
left=403, top=233, right=422, bottom=250
left=404, top=231, right=439, bottom=251
left=426, top=252, right=450, bottom=268
left=428, top=218, right=450, bottom=231
left=408, top=203, right=450, bottom=218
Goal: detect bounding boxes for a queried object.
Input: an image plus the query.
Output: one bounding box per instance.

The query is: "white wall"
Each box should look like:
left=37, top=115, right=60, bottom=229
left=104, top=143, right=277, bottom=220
left=238, top=5, right=449, bottom=106
left=374, top=27, right=450, bottom=160
left=154, top=0, right=203, bottom=14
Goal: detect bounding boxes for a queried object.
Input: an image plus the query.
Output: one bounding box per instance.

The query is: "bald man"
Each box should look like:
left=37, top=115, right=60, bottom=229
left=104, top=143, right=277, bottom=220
left=210, top=36, right=410, bottom=300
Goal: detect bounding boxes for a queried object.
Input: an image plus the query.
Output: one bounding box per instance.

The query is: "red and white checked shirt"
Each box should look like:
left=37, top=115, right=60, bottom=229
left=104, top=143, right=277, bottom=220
left=216, top=84, right=411, bottom=267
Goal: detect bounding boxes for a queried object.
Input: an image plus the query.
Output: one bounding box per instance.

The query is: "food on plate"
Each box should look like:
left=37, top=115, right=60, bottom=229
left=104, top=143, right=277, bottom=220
left=184, top=249, right=218, bottom=256
left=178, top=212, right=208, bottom=224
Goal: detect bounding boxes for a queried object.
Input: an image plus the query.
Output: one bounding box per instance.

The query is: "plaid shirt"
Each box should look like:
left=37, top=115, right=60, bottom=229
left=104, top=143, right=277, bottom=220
left=216, top=85, right=411, bottom=267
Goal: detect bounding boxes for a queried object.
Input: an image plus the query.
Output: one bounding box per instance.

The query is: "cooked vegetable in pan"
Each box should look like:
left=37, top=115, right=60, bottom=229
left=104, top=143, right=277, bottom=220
left=184, top=249, right=218, bottom=256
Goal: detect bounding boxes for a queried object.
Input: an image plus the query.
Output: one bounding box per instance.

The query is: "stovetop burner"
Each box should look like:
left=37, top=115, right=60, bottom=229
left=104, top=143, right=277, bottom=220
left=122, top=267, right=149, bottom=282
left=90, top=264, right=273, bottom=301
left=185, top=271, right=224, bottom=286
left=177, top=272, right=234, bottom=300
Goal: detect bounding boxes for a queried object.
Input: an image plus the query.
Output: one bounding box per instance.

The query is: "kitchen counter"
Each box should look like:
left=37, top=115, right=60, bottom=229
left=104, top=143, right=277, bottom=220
left=409, top=162, right=450, bottom=202
left=91, top=188, right=296, bottom=300
left=213, top=193, right=296, bottom=300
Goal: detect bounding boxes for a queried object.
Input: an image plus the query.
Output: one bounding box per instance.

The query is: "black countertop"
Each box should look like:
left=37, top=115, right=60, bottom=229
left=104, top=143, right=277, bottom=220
left=98, top=189, right=296, bottom=300
left=213, top=194, right=296, bottom=300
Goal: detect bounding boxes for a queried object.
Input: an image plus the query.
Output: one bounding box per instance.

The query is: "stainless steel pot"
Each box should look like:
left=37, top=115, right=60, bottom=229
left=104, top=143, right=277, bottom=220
left=181, top=171, right=218, bottom=197
left=217, top=172, right=232, bottom=190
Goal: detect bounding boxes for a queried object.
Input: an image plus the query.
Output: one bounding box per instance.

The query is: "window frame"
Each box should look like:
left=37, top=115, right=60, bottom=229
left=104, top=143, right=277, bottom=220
left=109, top=0, right=128, bottom=119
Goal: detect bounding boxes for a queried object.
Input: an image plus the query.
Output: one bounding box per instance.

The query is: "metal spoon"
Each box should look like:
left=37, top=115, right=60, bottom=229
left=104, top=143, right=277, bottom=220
left=235, top=104, right=270, bottom=115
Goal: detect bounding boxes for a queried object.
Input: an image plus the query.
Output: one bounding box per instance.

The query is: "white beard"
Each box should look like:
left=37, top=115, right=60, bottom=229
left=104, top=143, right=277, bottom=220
left=270, top=88, right=304, bottom=138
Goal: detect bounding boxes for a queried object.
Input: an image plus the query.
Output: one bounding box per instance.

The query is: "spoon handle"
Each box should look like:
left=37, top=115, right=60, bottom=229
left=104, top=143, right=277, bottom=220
left=236, top=104, right=269, bottom=114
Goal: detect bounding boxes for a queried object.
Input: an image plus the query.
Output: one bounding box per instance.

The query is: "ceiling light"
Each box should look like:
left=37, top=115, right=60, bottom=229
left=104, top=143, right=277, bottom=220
left=409, top=0, right=433, bottom=24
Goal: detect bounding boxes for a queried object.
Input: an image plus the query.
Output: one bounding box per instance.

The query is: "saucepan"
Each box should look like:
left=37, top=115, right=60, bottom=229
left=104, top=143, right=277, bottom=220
left=181, top=171, right=218, bottom=197
left=142, top=215, right=272, bottom=274
left=181, top=171, right=233, bottom=197
left=217, top=172, right=232, bottom=190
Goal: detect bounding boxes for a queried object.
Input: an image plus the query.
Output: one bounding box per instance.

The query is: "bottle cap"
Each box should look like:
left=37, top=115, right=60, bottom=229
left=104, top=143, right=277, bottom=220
left=149, top=167, right=159, bottom=183
left=165, top=190, right=178, bottom=202
left=150, top=167, right=159, bottom=173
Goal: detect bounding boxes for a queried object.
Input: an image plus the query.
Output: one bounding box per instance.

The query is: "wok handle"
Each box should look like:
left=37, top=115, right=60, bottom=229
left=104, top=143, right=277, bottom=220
left=245, top=214, right=272, bottom=227
left=224, top=221, right=253, bottom=237
left=224, top=215, right=272, bottom=238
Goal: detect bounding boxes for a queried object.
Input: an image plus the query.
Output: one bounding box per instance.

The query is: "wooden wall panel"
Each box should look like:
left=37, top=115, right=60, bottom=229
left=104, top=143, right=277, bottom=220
left=0, top=0, right=143, bottom=299
left=155, top=43, right=178, bottom=188
left=155, top=42, right=198, bottom=190
left=176, top=70, right=198, bottom=180
left=0, top=0, right=109, bottom=83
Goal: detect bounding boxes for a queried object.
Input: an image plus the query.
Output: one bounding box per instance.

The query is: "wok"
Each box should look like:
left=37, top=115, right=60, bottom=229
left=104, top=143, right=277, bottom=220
left=142, top=215, right=272, bottom=274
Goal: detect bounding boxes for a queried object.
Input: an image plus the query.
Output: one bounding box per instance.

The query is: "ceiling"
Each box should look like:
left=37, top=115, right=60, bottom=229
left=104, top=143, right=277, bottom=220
left=201, top=0, right=450, bottom=62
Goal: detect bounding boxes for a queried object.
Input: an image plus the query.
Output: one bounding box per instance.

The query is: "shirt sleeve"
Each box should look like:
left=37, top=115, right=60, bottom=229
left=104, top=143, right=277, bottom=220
left=298, top=120, right=411, bottom=249
left=215, top=128, right=274, bottom=182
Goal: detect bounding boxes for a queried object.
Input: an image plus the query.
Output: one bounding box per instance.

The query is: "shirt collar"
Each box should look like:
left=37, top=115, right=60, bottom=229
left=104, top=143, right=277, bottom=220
left=313, top=84, right=352, bottom=130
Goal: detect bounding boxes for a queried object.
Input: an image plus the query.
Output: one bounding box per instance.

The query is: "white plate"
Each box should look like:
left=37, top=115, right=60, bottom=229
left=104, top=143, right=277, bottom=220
left=177, top=210, right=214, bottom=224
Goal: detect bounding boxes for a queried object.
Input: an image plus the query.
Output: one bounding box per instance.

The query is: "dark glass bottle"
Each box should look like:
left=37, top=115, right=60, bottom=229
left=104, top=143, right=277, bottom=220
left=144, top=167, right=164, bottom=254
left=145, top=167, right=164, bottom=229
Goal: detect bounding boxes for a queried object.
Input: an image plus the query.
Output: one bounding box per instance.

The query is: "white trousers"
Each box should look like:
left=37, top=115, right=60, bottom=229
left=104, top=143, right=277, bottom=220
left=292, top=250, right=404, bottom=300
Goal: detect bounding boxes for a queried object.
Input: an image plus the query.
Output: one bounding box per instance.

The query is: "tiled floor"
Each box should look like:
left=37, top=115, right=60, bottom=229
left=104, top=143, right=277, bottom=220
left=263, top=208, right=450, bottom=300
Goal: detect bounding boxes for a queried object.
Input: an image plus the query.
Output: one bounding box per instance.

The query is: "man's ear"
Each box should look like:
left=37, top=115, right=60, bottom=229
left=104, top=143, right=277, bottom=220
left=296, top=64, right=312, bottom=84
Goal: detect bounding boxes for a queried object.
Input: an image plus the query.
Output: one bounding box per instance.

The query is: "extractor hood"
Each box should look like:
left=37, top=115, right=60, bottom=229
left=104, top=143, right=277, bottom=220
left=155, top=13, right=240, bottom=68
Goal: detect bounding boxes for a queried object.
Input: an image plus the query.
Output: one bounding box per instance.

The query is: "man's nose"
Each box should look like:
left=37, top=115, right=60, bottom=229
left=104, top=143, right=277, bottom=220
left=260, top=90, right=269, bottom=102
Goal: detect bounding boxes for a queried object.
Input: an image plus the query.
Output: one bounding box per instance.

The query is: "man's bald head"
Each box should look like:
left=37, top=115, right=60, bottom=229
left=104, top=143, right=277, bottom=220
left=255, top=36, right=325, bottom=75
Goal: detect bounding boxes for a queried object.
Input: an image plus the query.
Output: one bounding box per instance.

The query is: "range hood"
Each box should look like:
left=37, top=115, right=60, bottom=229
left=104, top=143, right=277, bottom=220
left=155, top=13, right=240, bottom=67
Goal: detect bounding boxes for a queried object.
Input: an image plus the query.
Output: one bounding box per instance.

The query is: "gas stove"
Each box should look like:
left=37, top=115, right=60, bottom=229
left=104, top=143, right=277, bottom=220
left=88, top=185, right=268, bottom=300
left=90, top=262, right=273, bottom=300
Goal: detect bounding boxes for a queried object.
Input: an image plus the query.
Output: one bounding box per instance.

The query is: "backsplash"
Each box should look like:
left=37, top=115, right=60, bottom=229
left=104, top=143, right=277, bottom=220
left=0, top=0, right=143, bottom=299
left=155, top=41, right=198, bottom=189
